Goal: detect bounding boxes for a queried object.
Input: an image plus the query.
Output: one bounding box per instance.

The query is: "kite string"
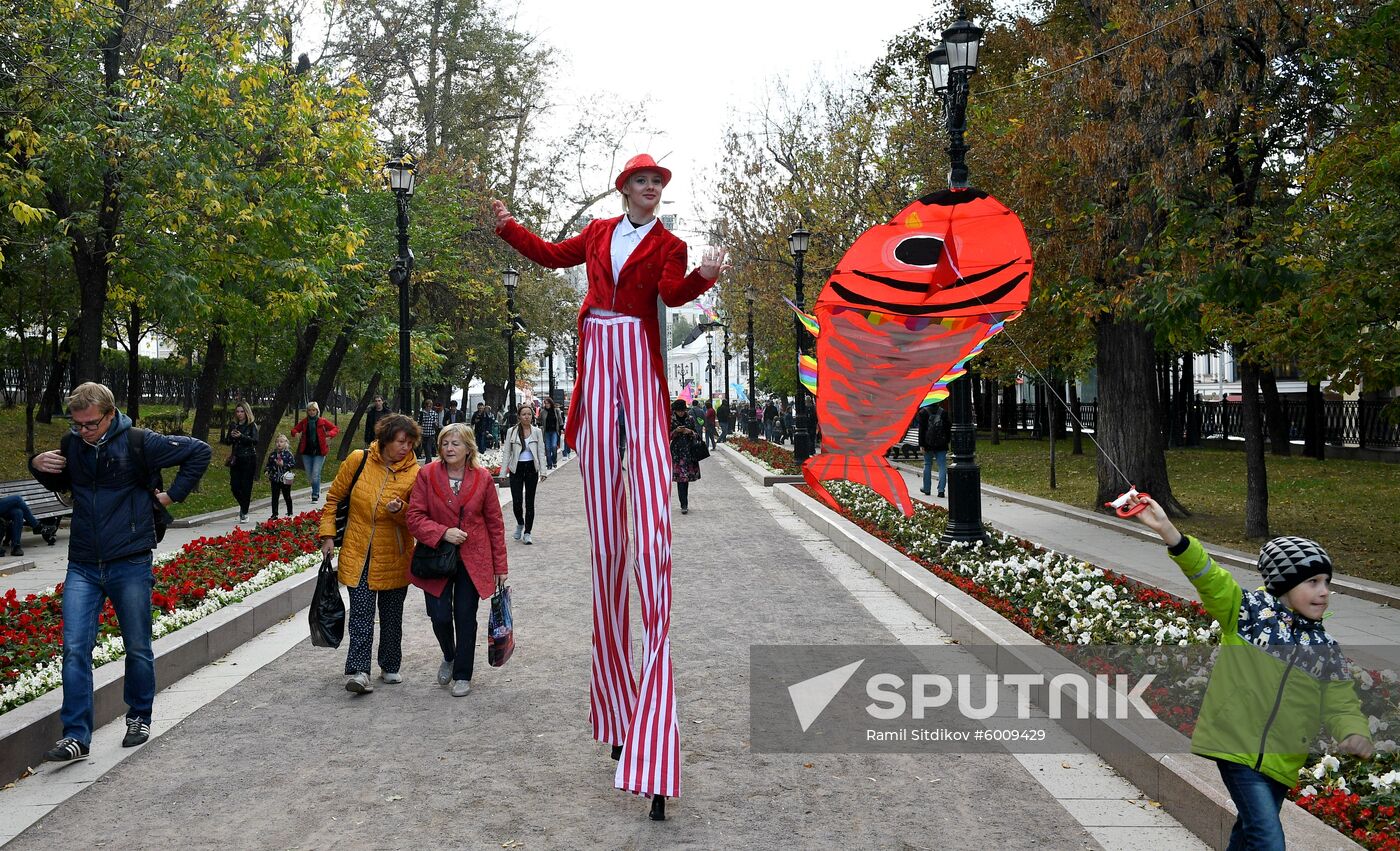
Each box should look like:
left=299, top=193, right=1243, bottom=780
left=940, top=250, right=1136, bottom=491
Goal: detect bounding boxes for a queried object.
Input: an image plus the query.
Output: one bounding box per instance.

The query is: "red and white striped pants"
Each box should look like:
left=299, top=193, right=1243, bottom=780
left=578, top=314, right=680, bottom=799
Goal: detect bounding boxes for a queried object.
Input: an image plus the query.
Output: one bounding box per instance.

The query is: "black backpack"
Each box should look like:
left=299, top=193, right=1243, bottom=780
left=61, top=427, right=172, bottom=543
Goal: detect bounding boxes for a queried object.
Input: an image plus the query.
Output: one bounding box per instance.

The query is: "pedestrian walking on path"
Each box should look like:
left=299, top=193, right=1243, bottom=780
left=917, top=401, right=950, bottom=498
left=502, top=405, right=548, bottom=545
left=417, top=398, right=440, bottom=463
left=363, top=394, right=387, bottom=445
left=292, top=402, right=338, bottom=503
left=221, top=402, right=259, bottom=522
left=29, top=381, right=212, bottom=763
left=492, top=152, right=729, bottom=818
left=406, top=423, right=508, bottom=697
left=670, top=399, right=702, bottom=515
left=1125, top=492, right=1374, bottom=850
left=318, top=414, right=420, bottom=694
left=264, top=434, right=297, bottom=519
left=540, top=396, right=562, bottom=469
left=703, top=400, right=719, bottom=450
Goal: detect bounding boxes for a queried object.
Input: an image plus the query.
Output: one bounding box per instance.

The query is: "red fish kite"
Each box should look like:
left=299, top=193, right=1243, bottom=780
left=798, top=188, right=1033, bottom=517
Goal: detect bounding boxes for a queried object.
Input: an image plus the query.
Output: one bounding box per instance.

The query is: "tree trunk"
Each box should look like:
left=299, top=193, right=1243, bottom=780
left=338, top=372, right=381, bottom=460
left=126, top=301, right=142, bottom=419
left=989, top=380, right=1001, bottom=445
left=191, top=327, right=227, bottom=443
left=1183, top=357, right=1200, bottom=446
left=257, top=319, right=323, bottom=463
left=1239, top=357, right=1269, bottom=538
left=1260, top=369, right=1290, bottom=456
left=309, top=328, right=354, bottom=413
left=1001, top=385, right=1018, bottom=434
left=1093, top=316, right=1187, bottom=516
left=1303, top=382, right=1325, bottom=460
left=38, top=328, right=72, bottom=422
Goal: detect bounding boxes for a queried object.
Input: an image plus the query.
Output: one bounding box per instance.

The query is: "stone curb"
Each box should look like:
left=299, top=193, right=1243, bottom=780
left=772, top=482, right=1362, bottom=851
left=0, top=566, right=318, bottom=786
left=169, top=486, right=320, bottom=528
left=715, top=443, right=803, bottom=486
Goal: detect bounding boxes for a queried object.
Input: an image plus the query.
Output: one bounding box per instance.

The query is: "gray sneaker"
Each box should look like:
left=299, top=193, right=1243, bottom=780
left=437, top=660, right=452, bottom=686
left=513, top=524, right=524, bottom=541
left=345, top=672, right=373, bottom=694
left=523, top=532, right=532, bottom=545
left=379, top=671, right=402, bottom=684
left=451, top=680, right=471, bottom=697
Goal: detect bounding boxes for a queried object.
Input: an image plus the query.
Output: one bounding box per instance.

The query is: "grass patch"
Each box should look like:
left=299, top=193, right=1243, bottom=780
left=965, top=437, right=1400, bottom=586
left=0, top=404, right=358, bottom=519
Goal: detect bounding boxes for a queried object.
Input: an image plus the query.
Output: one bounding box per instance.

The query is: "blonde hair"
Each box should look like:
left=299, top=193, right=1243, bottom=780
left=437, top=423, right=481, bottom=469
left=305, top=401, right=320, bottom=416
left=67, top=382, right=116, bottom=415
left=274, top=433, right=290, bottom=450
left=234, top=401, right=256, bottom=428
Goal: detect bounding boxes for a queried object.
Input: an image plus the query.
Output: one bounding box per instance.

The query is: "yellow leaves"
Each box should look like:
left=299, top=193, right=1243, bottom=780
left=8, top=200, right=51, bottom=226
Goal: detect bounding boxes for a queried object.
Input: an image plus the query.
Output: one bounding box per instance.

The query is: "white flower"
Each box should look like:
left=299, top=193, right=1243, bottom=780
left=1299, top=785, right=1318, bottom=797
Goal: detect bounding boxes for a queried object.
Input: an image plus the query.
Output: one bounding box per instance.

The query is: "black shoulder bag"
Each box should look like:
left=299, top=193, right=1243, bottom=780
left=411, top=467, right=470, bottom=581
left=333, top=450, right=370, bottom=547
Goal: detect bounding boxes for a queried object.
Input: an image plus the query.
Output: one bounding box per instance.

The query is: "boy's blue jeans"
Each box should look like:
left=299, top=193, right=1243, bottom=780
left=1215, top=759, right=1287, bottom=850
left=61, top=554, right=156, bottom=746
left=544, top=431, right=559, bottom=467
left=302, top=453, right=326, bottom=499
left=922, top=450, right=948, bottom=495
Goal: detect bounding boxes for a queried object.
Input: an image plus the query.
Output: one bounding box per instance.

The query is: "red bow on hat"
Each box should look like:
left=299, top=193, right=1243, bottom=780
left=615, top=154, right=672, bottom=192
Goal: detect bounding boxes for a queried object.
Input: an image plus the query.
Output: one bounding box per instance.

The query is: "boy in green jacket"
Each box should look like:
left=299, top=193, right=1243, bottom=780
left=1127, top=494, right=1372, bottom=849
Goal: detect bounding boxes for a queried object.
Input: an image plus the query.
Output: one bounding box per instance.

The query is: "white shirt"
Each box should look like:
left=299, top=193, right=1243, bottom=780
left=610, top=216, right=657, bottom=283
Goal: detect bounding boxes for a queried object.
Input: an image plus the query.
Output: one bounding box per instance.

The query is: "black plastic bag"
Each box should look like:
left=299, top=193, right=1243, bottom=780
left=309, top=554, right=345, bottom=648
left=488, top=586, right=514, bottom=667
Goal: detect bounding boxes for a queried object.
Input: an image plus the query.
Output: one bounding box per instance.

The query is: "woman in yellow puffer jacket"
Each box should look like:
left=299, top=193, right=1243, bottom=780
left=318, top=413, right=421, bottom=694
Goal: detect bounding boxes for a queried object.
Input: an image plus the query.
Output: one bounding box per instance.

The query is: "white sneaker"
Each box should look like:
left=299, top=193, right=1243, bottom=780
left=379, top=671, right=402, bottom=684
left=523, top=532, right=532, bottom=545
left=513, top=525, right=524, bottom=541
left=345, top=672, right=373, bottom=694
left=437, top=660, right=452, bottom=686
left=451, top=680, right=471, bottom=697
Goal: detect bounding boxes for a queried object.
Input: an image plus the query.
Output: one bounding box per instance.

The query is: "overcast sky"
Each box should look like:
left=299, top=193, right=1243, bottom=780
left=505, top=0, right=939, bottom=241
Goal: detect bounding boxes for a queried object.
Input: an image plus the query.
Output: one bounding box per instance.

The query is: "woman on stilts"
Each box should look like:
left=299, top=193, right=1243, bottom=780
left=492, top=154, right=728, bottom=820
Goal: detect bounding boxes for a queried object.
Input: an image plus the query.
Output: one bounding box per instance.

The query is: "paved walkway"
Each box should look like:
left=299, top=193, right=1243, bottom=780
left=1, top=451, right=1205, bottom=849
left=894, top=462, right=1400, bottom=651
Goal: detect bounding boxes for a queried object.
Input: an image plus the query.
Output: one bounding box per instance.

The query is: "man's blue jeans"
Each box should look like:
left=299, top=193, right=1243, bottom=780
left=61, top=555, right=156, bottom=745
left=922, top=450, right=948, bottom=495
left=0, top=495, right=40, bottom=544
left=1215, top=759, right=1287, bottom=850
left=302, top=453, right=327, bottom=499
left=544, top=431, right=559, bottom=468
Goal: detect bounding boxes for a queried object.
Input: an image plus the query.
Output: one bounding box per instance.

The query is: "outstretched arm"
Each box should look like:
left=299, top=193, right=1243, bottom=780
left=493, top=199, right=588, bottom=269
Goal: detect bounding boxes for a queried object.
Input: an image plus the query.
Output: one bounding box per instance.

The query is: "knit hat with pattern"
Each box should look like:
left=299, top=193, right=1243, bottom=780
left=1258, top=536, right=1333, bottom=597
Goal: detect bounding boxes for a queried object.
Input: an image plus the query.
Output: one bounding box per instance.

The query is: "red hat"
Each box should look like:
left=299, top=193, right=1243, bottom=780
left=614, top=154, right=672, bottom=192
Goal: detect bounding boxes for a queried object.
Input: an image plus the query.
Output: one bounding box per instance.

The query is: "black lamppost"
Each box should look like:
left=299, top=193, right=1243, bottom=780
left=746, top=285, right=760, bottom=439
left=928, top=16, right=987, bottom=544
left=788, top=226, right=814, bottom=462
left=386, top=156, right=417, bottom=413
left=699, top=320, right=730, bottom=407
left=503, top=267, right=520, bottom=414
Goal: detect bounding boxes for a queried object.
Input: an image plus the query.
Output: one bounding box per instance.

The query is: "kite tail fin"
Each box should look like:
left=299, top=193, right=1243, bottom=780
left=783, top=297, right=820, bottom=339
left=802, top=453, right=915, bottom=518
left=799, top=354, right=817, bottom=396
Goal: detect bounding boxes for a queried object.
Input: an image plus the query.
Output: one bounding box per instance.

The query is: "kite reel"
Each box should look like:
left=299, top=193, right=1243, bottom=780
left=1105, top=487, right=1151, bottom=518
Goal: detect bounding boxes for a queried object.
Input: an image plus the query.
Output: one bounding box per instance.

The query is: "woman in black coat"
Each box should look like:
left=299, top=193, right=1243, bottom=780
left=222, top=402, right=259, bottom=522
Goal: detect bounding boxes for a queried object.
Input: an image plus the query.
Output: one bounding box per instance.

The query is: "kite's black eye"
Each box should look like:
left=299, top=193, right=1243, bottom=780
left=894, top=236, right=943, bottom=267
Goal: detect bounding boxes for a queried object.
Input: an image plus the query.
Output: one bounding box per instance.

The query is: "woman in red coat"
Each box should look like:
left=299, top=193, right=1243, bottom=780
left=492, top=154, right=728, bottom=819
left=290, top=401, right=339, bottom=502
left=406, top=423, right=508, bottom=697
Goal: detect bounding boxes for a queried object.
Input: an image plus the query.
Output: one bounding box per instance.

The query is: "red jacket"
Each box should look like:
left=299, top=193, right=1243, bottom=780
left=405, top=461, right=508, bottom=600
left=291, top=415, right=338, bottom=455
left=498, top=216, right=714, bottom=448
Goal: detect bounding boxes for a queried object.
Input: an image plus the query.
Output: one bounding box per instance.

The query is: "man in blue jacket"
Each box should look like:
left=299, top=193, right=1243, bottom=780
left=29, top=382, right=211, bottom=763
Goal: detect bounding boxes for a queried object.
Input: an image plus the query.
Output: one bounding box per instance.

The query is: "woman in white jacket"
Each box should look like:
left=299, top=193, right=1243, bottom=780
left=502, top=405, right=548, bottom=544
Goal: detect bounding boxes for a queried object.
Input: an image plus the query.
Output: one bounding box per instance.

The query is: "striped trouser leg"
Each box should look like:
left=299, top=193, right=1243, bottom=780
left=580, top=318, right=637, bottom=749
left=588, top=316, right=682, bottom=799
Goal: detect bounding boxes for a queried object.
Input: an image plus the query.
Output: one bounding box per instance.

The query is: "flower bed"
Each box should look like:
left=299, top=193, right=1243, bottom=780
left=0, top=513, right=322, bottom=714
left=729, top=437, right=802, bottom=474
left=809, top=480, right=1400, bottom=849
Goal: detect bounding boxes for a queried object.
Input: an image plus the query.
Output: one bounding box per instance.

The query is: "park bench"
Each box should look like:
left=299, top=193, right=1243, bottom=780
left=0, top=478, right=69, bottom=545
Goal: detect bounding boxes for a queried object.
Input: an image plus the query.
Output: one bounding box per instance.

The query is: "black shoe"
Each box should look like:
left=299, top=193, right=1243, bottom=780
left=10, top=546, right=21, bottom=557
left=919, top=489, right=931, bottom=496
left=649, top=795, right=666, bottom=821
left=937, top=491, right=945, bottom=498
left=122, top=717, right=150, bottom=747
left=42, top=526, right=57, bottom=545
left=44, top=737, right=89, bottom=763
left=611, top=744, right=623, bottom=761
left=680, top=507, right=688, bottom=515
